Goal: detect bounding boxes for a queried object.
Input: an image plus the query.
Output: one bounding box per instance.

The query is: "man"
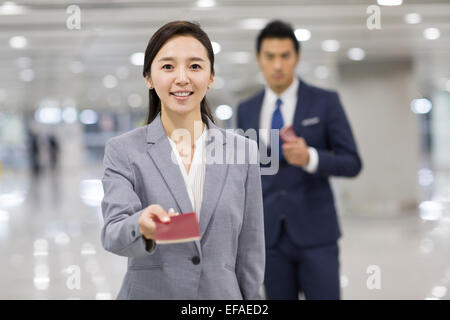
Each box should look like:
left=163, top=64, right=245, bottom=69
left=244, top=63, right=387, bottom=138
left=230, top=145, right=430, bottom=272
left=236, top=20, right=362, bottom=300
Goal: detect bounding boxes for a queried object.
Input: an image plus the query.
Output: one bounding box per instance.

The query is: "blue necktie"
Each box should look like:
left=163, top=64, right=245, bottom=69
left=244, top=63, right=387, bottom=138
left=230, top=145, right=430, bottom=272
left=271, top=98, right=284, bottom=160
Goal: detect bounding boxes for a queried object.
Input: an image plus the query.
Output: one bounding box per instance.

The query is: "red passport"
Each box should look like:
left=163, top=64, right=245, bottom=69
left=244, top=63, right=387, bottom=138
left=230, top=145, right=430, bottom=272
left=155, top=212, right=201, bottom=244
left=280, top=125, right=297, bottom=143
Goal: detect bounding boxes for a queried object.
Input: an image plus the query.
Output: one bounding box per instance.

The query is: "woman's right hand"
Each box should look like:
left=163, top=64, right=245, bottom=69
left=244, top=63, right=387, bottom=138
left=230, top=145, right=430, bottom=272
left=138, top=204, right=179, bottom=240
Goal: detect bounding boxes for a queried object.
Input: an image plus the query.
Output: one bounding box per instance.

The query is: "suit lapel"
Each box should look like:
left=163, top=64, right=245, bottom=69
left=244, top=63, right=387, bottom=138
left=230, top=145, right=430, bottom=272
left=293, top=79, right=313, bottom=137
left=249, top=89, right=264, bottom=147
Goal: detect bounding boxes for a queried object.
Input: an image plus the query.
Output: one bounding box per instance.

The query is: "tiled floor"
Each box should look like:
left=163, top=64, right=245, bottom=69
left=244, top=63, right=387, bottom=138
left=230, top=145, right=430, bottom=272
left=0, top=165, right=449, bottom=300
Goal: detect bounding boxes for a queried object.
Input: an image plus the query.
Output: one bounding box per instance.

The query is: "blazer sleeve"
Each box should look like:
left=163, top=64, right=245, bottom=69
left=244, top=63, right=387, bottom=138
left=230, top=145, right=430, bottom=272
left=100, top=138, right=157, bottom=258
left=316, top=92, right=362, bottom=177
left=235, top=139, right=266, bottom=300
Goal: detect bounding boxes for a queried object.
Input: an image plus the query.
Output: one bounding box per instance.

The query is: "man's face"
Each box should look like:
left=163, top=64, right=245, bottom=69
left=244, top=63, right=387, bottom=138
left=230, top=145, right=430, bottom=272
left=257, top=38, right=300, bottom=93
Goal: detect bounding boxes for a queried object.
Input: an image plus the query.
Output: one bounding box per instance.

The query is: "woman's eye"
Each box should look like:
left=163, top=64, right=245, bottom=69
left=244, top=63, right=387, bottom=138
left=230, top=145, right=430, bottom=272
left=162, top=64, right=173, bottom=70
left=191, top=64, right=201, bottom=70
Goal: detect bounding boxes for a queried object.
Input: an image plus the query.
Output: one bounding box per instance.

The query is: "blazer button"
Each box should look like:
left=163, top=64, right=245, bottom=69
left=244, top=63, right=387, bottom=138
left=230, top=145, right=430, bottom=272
left=280, top=189, right=287, bottom=196
left=131, top=230, right=136, bottom=237
left=191, top=256, right=200, bottom=265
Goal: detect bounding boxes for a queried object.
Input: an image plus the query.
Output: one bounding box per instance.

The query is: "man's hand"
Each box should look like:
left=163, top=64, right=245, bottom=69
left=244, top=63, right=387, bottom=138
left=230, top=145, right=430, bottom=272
left=282, top=137, right=310, bottom=167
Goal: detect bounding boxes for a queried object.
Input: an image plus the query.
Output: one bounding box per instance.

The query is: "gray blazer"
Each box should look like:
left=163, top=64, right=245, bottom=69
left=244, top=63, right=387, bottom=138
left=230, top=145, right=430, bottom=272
left=101, top=113, right=265, bottom=299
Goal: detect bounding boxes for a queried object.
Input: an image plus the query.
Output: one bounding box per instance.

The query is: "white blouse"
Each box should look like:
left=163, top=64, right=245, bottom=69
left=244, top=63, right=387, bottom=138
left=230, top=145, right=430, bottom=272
left=167, top=126, right=207, bottom=218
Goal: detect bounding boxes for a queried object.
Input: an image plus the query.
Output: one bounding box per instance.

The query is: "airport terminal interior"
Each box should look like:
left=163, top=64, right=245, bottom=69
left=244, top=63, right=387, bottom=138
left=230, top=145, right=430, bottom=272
left=0, top=0, right=449, bottom=299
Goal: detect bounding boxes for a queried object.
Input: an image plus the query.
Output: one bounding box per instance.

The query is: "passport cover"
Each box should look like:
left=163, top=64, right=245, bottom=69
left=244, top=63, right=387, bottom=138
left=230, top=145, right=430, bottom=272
left=155, top=212, right=201, bottom=244
left=280, top=125, right=297, bottom=142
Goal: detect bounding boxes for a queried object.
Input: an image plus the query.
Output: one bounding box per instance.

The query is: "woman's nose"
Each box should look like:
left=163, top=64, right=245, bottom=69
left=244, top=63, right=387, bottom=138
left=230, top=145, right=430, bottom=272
left=175, top=67, right=189, bottom=85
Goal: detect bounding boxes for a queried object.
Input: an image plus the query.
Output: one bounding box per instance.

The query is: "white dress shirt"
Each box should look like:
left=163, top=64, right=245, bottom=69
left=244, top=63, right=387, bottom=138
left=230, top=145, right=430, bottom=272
left=167, top=126, right=207, bottom=217
left=259, top=77, right=318, bottom=173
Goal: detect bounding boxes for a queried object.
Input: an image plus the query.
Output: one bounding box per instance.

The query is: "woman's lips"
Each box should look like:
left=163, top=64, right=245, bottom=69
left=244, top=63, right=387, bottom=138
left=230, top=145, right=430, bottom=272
left=170, top=92, right=193, bottom=101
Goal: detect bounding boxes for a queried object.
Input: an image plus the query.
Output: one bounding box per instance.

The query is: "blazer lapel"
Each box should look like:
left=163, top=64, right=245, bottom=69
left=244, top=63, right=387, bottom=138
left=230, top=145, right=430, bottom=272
left=198, top=120, right=228, bottom=243
left=145, top=114, right=194, bottom=216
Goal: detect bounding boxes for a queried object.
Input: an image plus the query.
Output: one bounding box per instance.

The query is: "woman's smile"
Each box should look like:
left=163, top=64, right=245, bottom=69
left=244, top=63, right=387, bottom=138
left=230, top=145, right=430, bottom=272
left=170, top=90, right=194, bottom=101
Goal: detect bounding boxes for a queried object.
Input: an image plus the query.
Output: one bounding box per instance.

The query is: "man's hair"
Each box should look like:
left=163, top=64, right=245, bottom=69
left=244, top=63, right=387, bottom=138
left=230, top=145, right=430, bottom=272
left=256, top=20, right=300, bottom=54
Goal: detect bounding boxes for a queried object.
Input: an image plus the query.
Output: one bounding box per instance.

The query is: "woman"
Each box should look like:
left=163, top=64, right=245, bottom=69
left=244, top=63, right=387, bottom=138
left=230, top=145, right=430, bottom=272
left=100, top=21, right=265, bottom=300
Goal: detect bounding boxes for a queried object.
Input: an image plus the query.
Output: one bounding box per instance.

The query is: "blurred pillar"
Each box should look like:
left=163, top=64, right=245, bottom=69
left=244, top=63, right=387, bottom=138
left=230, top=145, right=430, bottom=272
left=432, top=91, right=450, bottom=171
left=333, top=60, right=420, bottom=216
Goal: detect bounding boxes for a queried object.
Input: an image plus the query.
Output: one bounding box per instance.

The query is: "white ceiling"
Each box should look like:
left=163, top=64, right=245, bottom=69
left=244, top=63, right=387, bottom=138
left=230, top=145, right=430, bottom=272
left=0, top=0, right=449, bottom=112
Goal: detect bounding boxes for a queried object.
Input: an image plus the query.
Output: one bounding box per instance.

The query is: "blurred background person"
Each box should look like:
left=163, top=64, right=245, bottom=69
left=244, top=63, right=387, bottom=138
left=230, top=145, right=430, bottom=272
left=27, top=127, right=41, bottom=177
left=47, top=133, right=60, bottom=171
left=237, top=20, right=362, bottom=300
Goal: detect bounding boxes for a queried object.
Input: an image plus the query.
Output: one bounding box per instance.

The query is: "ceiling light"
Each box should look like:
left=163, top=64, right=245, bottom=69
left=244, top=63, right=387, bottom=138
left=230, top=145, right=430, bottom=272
left=347, top=48, right=365, bottom=61
left=9, top=36, right=27, bottom=49
left=294, top=28, right=311, bottom=41
left=62, top=107, right=78, bottom=124
left=80, top=110, right=98, bottom=125
left=423, top=28, right=440, bottom=40
left=130, top=52, right=144, bottom=66
left=411, top=98, right=432, bottom=114
left=211, top=41, right=221, bottom=54
left=238, top=18, right=269, bottom=30
left=215, top=105, right=233, bottom=120
left=35, top=107, right=62, bottom=124
left=197, top=0, right=215, bottom=8
left=0, top=2, right=27, bottom=15
left=377, top=0, right=402, bottom=6
left=321, top=40, right=340, bottom=52
left=404, top=13, right=422, bottom=24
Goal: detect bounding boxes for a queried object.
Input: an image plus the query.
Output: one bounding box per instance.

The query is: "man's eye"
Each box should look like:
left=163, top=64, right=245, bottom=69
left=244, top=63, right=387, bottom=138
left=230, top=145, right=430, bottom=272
left=162, top=64, right=173, bottom=70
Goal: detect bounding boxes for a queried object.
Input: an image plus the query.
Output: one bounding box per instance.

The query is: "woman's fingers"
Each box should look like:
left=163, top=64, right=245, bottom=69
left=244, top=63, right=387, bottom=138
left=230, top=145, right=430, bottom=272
left=139, top=205, right=180, bottom=240
left=168, top=208, right=180, bottom=217
left=138, top=211, right=157, bottom=239
left=147, top=204, right=171, bottom=223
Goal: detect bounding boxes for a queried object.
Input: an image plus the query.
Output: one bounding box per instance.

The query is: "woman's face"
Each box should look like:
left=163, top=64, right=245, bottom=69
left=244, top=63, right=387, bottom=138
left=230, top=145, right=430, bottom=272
left=147, top=35, right=214, bottom=118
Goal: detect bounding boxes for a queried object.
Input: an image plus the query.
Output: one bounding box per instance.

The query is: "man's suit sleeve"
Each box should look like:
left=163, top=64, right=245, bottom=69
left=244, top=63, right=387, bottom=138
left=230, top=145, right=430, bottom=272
left=100, top=139, right=157, bottom=258
left=235, top=139, right=265, bottom=300
left=316, top=92, right=362, bottom=177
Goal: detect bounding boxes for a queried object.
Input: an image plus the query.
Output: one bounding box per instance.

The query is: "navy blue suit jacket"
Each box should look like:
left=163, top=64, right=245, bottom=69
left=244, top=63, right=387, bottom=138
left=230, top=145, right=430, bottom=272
left=237, top=79, right=362, bottom=248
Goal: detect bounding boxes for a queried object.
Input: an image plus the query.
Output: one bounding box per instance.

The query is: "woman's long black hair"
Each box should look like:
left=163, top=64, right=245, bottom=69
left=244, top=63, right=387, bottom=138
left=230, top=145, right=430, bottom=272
left=142, top=21, right=215, bottom=126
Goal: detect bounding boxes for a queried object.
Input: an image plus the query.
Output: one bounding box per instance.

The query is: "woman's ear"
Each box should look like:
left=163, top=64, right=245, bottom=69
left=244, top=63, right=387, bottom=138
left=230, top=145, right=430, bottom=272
left=208, top=72, right=214, bottom=90
left=145, top=76, right=153, bottom=89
